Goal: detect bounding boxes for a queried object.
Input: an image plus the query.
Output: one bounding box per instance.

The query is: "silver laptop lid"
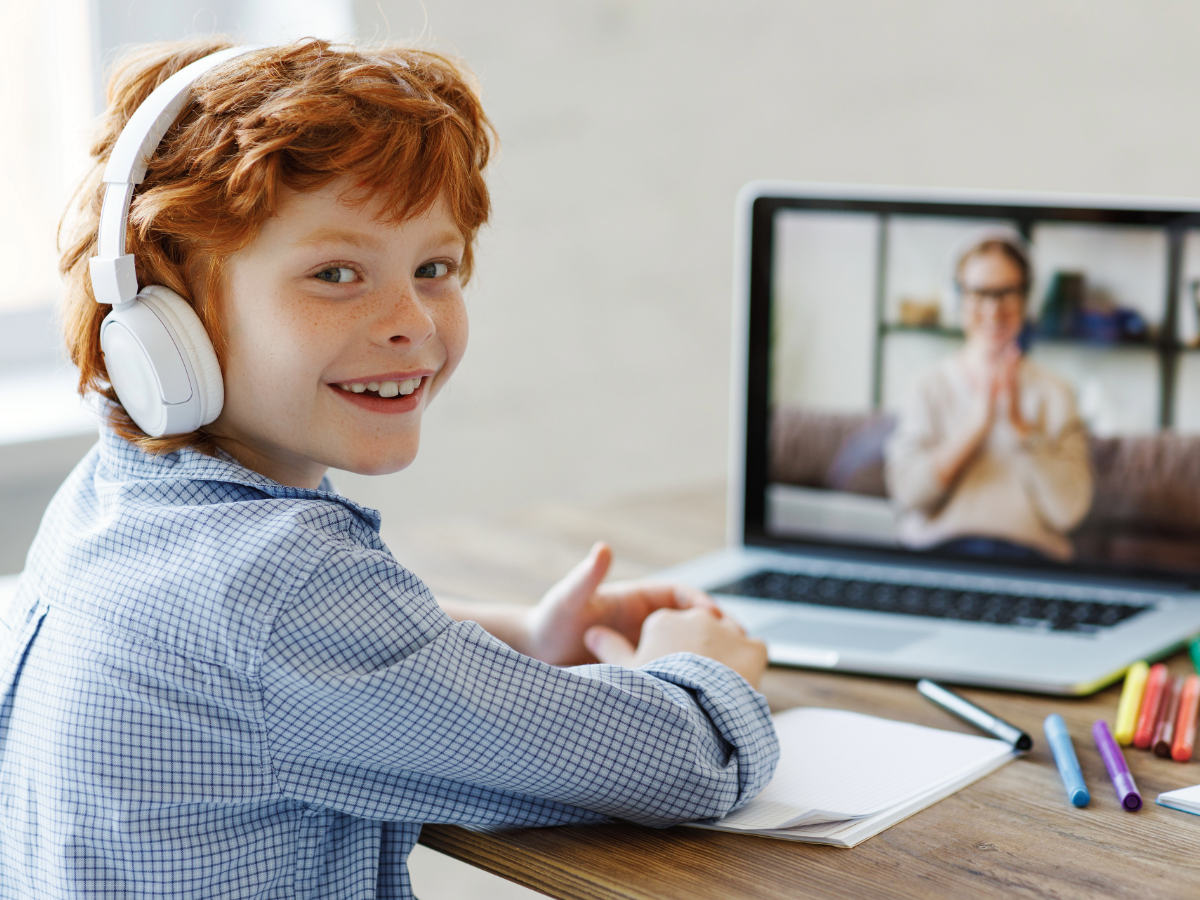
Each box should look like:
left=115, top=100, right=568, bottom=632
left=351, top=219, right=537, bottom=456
left=730, top=182, right=1200, bottom=586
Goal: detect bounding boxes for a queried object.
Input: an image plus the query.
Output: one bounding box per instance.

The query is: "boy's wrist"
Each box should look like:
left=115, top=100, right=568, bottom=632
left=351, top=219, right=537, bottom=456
left=437, top=596, right=533, bottom=656
left=507, top=606, right=535, bottom=657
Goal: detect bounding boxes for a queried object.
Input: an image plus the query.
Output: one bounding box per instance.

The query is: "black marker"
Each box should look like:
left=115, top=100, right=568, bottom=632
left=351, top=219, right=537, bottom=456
left=917, top=678, right=1033, bottom=751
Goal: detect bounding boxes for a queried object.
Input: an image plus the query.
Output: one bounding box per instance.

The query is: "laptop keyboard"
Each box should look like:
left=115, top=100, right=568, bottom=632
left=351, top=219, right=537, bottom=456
left=713, top=570, right=1151, bottom=633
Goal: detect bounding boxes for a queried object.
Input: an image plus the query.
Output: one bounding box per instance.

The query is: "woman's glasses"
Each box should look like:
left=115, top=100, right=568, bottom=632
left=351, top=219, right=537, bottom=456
left=960, top=284, right=1027, bottom=307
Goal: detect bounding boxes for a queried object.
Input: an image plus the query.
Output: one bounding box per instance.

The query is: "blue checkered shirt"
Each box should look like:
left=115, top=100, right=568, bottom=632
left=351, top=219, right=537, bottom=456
left=0, top=427, right=778, bottom=899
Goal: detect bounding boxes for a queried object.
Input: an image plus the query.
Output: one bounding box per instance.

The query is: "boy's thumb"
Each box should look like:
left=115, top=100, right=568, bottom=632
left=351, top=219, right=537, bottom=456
left=576, top=542, right=612, bottom=593
left=584, top=625, right=635, bottom=666
left=550, top=542, right=612, bottom=610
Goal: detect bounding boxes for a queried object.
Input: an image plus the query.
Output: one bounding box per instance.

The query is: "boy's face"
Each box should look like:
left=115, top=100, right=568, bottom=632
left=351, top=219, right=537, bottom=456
left=210, top=178, right=468, bottom=488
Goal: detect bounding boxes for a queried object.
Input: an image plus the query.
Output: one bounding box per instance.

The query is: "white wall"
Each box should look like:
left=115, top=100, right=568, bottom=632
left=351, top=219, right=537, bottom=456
left=90, top=0, right=354, bottom=92
left=328, top=0, right=1200, bottom=528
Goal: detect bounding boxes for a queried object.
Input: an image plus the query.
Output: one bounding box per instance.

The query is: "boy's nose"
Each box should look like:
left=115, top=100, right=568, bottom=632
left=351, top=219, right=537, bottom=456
left=380, top=289, right=436, bottom=347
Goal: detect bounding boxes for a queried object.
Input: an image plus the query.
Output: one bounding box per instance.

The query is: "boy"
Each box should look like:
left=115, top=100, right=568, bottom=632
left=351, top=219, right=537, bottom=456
left=1, top=38, right=777, bottom=899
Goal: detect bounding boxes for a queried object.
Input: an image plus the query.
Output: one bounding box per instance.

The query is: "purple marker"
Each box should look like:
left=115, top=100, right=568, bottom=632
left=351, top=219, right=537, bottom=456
left=1092, top=720, right=1142, bottom=811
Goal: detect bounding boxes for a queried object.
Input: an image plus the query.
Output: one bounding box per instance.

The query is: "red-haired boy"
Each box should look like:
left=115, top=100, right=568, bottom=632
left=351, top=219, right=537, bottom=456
left=1, top=39, right=777, bottom=899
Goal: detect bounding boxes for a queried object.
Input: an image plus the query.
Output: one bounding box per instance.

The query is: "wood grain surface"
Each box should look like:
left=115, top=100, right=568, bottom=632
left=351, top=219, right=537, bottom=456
left=382, top=485, right=1200, bottom=900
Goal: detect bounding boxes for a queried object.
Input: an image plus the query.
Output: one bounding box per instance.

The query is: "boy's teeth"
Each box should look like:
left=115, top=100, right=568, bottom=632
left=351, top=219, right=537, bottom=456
left=339, top=378, right=422, bottom=397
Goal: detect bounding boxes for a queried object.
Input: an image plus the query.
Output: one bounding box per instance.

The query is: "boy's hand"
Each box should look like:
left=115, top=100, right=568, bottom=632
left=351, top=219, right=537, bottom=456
left=585, top=606, right=769, bottom=690
left=522, top=542, right=722, bottom=668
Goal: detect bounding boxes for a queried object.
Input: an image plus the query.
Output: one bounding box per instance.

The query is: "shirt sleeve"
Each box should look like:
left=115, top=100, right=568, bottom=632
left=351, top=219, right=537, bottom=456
left=258, top=542, right=779, bottom=829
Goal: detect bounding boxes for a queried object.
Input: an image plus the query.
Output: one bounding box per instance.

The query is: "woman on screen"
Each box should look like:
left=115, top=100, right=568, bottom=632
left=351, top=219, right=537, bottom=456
left=885, top=229, right=1093, bottom=561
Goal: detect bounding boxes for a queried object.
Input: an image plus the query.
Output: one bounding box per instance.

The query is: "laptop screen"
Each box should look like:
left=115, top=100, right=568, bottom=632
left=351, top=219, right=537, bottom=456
left=742, top=188, right=1200, bottom=580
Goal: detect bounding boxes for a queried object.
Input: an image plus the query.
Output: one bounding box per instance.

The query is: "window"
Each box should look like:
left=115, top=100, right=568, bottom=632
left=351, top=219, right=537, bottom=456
left=0, top=0, right=93, bottom=315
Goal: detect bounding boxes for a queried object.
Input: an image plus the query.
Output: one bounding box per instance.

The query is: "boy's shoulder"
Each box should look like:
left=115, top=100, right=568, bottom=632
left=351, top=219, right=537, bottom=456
left=24, top=429, right=416, bottom=674
left=96, top=426, right=380, bottom=530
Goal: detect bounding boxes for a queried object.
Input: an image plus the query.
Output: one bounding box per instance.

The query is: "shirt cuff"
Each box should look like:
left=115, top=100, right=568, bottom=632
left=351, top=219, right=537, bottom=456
left=638, top=653, right=779, bottom=813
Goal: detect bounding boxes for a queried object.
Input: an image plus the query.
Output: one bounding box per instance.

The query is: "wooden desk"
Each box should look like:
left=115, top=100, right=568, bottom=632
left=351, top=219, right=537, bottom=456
left=385, top=486, right=1200, bottom=900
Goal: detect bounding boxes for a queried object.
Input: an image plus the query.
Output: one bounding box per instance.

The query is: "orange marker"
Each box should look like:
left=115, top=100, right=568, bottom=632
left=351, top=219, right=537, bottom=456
left=1153, top=677, right=1184, bottom=758
left=1172, top=674, right=1200, bottom=762
left=1133, top=663, right=1169, bottom=749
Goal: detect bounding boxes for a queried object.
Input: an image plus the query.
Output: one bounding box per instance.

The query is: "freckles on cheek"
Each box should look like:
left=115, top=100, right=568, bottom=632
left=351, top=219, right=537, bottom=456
left=227, top=293, right=322, bottom=400
left=443, top=303, right=469, bottom=368
left=276, top=289, right=335, bottom=354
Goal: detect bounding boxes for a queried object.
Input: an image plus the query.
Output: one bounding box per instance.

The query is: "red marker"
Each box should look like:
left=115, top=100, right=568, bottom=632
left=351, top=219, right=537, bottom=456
left=1154, top=677, right=1184, bottom=758
left=1133, top=663, right=1169, bottom=749
left=1172, top=674, right=1200, bottom=763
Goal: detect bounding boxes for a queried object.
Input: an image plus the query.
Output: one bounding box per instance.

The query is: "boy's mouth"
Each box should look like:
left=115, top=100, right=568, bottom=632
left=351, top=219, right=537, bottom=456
left=334, top=377, right=423, bottom=398
left=329, top=374, right=431, bottom=414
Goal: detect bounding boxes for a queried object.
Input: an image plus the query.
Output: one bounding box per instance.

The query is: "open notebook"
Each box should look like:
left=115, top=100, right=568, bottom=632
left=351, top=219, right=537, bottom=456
left=699, top=707, right=1018, bottom=848
left=1157, top=784, right=1200, bottom=816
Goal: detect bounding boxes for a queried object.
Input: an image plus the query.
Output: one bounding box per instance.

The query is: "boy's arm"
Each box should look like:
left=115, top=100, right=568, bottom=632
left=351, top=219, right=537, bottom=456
left=259, top=548, right=778, bottom=830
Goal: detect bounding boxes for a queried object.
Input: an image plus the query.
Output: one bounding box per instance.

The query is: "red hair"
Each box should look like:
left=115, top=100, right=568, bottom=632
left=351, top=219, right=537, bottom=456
left=60, top=37, right=494, bottom=455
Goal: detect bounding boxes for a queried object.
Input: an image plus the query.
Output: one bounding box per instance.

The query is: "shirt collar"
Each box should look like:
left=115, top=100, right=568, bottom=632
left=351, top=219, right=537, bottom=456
left=96, top=423, right=383, bottom=533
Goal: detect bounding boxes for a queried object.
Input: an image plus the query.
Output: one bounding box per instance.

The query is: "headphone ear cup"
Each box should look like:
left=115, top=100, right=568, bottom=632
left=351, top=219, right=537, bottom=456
left=137, top=286, right=224, bottom=427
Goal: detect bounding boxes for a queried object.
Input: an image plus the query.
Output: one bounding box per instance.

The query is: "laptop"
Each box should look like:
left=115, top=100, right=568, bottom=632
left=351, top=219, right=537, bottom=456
left=659, top=182, right=1200, bottom=695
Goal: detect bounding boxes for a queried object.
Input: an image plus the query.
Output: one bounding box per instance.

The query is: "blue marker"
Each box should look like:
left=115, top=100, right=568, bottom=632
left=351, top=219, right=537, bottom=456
left=1044, top=714, right=1089, bottom=807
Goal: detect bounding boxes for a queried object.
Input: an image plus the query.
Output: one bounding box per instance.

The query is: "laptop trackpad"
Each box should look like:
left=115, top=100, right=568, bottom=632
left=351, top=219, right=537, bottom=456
left=758, top=616, right=931, bottom=653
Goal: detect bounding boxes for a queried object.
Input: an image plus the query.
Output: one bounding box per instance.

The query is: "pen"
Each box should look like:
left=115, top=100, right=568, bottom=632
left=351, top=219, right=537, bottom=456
left=1153, top=677, right=1184, bottom=758
left=1172, top=674, right=1200, bottom=763
left=1133, top=663, right=1169, bottom=750
left=1043, top=714, right=1089, bottom=807
left=1189, top=636, right=1200, bottom=676
left=1093, top=720, right=1142, bottom=811
left=916, top=679, right=1032, bottom=751
left=1114, top=661, right=1149, bottom=746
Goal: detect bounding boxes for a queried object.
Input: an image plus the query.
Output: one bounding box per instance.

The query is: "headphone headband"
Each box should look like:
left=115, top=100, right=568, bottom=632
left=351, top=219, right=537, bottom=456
left=90, top=45, right=258, bottom=308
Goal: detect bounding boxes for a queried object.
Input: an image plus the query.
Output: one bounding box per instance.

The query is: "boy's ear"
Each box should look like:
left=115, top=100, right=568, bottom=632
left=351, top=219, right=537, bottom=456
left=100, top=285, right=224, bottom=437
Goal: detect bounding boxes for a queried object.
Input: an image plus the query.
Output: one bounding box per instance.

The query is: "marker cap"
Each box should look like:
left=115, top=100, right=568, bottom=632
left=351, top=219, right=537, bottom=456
left=1114, top=772, right=1143, bottom=811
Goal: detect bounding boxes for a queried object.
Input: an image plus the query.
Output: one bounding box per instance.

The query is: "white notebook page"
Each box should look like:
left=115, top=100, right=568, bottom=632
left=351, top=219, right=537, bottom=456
left=719, top=707, right=1015, bottom=831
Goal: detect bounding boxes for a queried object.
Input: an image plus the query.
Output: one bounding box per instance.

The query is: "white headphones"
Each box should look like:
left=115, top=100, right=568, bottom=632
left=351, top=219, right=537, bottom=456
left=89, top=46, right=256, bottom=437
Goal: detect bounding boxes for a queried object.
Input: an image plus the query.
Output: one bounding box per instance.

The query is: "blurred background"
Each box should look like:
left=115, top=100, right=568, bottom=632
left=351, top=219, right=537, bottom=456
left=10, top=0, right=1200, bottom=569
left=5, top=1, right=1200, bottom=893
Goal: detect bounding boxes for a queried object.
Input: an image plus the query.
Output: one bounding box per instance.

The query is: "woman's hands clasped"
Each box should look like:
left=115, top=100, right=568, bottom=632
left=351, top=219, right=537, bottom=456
left=935, top=344, right=1034, bottom=489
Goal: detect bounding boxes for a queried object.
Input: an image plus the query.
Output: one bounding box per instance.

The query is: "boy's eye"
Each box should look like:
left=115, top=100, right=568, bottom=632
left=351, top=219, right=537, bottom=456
left=415, top=261, right=451, bottom=279
left=314, top=266, right=358, bottom=284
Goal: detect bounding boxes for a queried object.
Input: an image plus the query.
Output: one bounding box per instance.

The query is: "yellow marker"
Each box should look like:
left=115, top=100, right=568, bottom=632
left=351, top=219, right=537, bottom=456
left=1114, top=661, right=1150, bottom=745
